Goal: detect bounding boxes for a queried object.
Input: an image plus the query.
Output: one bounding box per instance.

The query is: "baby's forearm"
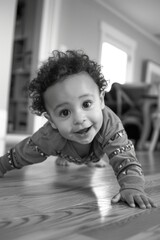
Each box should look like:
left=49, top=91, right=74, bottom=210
left=0, top=153, right=14, bottom=176
left=107, top=141, right=145, bottom=192
left=0, top=137, right=49, bottom=177
left=116, top=159, right=145, bottom=192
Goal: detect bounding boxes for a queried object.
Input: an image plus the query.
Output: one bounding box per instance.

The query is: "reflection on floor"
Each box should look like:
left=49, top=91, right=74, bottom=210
left=0, top=151, right=160, bottom=240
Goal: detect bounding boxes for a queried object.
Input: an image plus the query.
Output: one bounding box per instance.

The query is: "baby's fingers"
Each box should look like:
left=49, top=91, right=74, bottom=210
left=133, top=195, right=147, bottom=209
left=134, top=195, right=157, bottom=209
left=140, top=195, right=157, bottom=208
left=124, top=194, right=135, bottom=208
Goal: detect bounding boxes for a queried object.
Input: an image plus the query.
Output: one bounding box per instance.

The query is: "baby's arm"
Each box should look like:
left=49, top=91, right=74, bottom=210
left=111, top=188, right=156, bottom=209
left=104, top=129, right=156, bottom=208
left=110, top=150, right=156, bottom=208
left=0, top=137, right=48, bottom=177
left=0, top=122, right=64, bottom=177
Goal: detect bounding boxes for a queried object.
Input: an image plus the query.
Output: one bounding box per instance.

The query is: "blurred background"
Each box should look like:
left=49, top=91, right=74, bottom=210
left=1, top=0, right=160, bottom=155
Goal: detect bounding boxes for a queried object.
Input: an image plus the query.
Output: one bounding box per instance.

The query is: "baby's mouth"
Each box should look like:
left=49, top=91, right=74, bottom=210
left=76, top=126, right=92, bottom=134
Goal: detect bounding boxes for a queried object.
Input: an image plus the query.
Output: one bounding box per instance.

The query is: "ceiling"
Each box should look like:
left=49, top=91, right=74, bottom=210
left=100, top=0, right=160, bottom=41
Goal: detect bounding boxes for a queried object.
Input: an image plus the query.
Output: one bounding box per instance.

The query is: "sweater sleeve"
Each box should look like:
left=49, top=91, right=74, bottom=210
left=0, top=122, right=64, bottom=177
left=0, top=137, right=48, bottom=176
left=101, top=107, right=145, bottom=192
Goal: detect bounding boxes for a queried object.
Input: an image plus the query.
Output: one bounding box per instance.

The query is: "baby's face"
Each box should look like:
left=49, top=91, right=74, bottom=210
left=43, top=72, right=105, bottom=145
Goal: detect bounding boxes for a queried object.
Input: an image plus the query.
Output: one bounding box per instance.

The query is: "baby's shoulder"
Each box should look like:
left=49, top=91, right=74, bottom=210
left=98, top=106, right=124, bottom=141
left=34, top=121, right=58, bottom=138
left=103, top=106, right=121, bottom=126
left=31, top=121, right=66, bottom=154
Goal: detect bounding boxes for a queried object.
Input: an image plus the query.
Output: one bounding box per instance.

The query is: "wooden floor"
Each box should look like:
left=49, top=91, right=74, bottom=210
left=0, top=151, right=160, bottom=240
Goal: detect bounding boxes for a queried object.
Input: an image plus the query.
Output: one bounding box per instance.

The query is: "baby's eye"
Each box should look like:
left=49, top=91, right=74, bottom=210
left=83, top=100, right=92, bottom=109
left=59, top=109, right=70, bottom=118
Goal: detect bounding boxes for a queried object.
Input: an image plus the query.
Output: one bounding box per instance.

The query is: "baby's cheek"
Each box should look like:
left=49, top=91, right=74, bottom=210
left=58, top=125, right=71, bottom=137
left=94, top=110, right=103, bottom=124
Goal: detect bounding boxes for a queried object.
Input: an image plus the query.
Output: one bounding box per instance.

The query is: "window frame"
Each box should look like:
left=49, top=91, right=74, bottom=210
left=99, top=22, right=137, bottom=85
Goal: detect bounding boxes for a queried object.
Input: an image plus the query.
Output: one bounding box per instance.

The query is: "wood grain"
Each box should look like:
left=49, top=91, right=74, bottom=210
left=0, top=153, right=159, bottom=240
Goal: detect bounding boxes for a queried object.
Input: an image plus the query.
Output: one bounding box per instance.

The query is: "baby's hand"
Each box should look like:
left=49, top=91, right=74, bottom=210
left=111, top=189, right=157, bottom=209
left=87, top=159, right=106, bottom=168
left=56, top=157, right=69, bottom=166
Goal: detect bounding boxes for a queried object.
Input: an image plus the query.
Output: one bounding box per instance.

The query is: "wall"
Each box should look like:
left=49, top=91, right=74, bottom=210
left=0, top=0, right=17, bottom=154
left=1, top=0, right=160, bottom=152
left=57, top=0, right=160, bottom=84
left=0, top=0, right=17, bottom=110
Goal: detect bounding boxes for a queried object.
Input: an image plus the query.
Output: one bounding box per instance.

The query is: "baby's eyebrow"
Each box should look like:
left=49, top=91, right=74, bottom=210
left=54, top=102, right=69, bottom=111
left=54, top=94, right=94, bottom=111
left=79, top=94, right=94, bottom=99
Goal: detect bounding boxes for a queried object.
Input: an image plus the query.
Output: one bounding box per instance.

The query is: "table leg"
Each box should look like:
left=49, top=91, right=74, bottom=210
left=137, top=101, right=153, bottom=150
left=149, top=116, right=160, bottom=152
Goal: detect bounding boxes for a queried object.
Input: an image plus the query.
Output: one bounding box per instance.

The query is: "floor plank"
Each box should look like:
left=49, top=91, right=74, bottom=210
left=0, top=152, right=160, bottom=240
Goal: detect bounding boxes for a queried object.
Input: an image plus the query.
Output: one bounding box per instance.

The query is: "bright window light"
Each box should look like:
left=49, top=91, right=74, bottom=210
left=101, top=42, right=128, bottom=91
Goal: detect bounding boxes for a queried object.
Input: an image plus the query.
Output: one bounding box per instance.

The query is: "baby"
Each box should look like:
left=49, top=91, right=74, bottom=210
left=0, top=50, right=156, bottom=209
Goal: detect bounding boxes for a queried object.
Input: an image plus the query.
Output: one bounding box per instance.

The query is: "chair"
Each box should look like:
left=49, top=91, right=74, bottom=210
left=105, top=83, right=150, bottom=147
left=149, top=81, right=160, bottom=152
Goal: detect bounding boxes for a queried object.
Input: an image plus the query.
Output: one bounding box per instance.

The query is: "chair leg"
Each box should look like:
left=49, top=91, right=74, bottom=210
left=149, top=120, right=160, bottom=152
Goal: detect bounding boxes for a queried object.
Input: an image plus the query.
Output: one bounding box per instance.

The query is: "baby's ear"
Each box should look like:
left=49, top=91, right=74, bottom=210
left=100, top=91, right=105, bottom=109
left=43, top=112, right=57, bottom=129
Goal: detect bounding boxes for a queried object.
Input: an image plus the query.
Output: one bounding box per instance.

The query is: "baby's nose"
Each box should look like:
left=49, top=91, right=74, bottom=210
left=73, top=111, right=86, bottom=125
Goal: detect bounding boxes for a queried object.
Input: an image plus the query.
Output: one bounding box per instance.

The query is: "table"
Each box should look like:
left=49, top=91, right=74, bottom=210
left=137, top=95, right=158, bottom=150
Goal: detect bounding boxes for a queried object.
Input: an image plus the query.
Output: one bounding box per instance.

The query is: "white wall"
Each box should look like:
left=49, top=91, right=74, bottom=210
left=0, top=0, right=17, bottom=154
left=1, top=0, right=160, bottom=153
left=57, top=0, right=160, bottom=84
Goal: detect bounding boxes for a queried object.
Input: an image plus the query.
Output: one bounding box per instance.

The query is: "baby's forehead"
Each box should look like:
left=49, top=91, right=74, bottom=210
left=59, top=72, right=99, bottom=89
left=59, top=71, right=92, bottom=82
left=56, top=71, right=106, bottom=93
left=43, top=73, right=100, bottom=106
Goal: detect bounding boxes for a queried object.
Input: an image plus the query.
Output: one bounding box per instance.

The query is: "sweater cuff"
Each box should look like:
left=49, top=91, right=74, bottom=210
left=118, top=174, right=145, bottom=193
left=0, top=153, right=15, bottom=175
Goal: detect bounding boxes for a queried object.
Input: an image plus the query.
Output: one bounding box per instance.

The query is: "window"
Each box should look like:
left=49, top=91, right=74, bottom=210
left=100, top=22, right=137, bottom=91
left=101, top=42, right=128, bottom=91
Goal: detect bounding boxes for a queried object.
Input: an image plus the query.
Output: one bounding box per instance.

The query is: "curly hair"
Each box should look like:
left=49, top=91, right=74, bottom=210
left=28, top=49, right=108, bottom=116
